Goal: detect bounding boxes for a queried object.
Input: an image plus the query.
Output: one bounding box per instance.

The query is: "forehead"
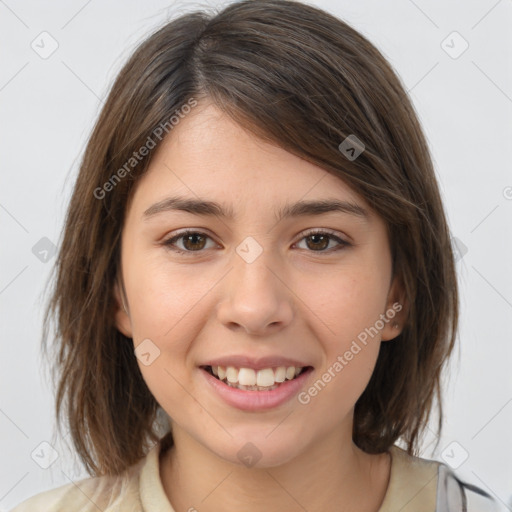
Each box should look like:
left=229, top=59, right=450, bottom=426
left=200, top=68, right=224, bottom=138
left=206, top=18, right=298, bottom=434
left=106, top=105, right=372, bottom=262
left=130, top=102, right=371, bottom=218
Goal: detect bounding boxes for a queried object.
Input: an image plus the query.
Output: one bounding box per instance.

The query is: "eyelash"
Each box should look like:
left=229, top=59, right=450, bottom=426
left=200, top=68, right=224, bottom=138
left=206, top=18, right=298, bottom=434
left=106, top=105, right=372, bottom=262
left=162, top=229, right=350, bottom=255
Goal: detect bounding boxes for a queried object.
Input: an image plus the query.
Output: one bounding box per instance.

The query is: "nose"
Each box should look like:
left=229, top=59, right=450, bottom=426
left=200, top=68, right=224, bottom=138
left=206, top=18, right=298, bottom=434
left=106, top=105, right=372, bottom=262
left=215, top=250, right=294, bottom=336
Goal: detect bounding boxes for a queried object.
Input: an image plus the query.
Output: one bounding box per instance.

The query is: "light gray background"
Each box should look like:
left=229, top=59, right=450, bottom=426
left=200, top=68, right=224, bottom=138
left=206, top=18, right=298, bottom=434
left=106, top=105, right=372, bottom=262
left=1, top=0, right=511, bottom=509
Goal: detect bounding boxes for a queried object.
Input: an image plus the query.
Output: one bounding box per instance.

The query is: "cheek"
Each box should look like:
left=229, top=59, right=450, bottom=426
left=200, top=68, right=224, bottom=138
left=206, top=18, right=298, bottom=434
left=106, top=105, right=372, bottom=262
left=124, top=256, right=213, bottom=414
left=126, top=252, right=215, bottom=341
left=293, top=263, right=387, bottom=403
left=296, top=280, right=383, bottom=422
left=296, top=262, right=389, bottom=344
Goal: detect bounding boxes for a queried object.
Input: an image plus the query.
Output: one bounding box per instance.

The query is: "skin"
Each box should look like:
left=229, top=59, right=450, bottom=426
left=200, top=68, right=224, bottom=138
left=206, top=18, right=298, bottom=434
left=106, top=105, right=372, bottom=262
left=115, top=101, right=406, bottom=512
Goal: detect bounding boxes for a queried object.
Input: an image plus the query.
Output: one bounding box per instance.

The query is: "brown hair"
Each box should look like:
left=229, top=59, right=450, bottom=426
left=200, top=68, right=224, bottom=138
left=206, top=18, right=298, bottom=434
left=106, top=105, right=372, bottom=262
left=43, top=0, right=458, bottom=476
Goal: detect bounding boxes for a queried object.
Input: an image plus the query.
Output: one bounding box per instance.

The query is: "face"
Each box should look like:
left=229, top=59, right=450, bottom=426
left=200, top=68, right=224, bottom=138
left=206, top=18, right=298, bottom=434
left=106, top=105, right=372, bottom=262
left=115, top=101, right=404, bottom=467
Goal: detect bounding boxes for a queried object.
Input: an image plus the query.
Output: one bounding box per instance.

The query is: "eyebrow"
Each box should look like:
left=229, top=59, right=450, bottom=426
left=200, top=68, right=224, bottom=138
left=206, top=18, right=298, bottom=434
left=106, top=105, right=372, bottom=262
left=142, top=196, right=369, bottom=223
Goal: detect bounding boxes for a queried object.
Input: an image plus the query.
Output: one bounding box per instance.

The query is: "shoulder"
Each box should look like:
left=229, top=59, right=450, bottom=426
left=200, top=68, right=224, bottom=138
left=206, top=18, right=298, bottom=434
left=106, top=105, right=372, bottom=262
left=10, top=457, right=144, bottom=512
left=379, top=445, right=440, bottom=511
left=379, top=446, right=503, bottom=512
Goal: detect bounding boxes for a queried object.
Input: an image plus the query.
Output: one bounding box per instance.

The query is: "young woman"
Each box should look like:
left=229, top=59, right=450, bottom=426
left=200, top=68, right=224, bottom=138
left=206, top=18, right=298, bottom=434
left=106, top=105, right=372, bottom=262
left=11, top=1, right=504, bottom=510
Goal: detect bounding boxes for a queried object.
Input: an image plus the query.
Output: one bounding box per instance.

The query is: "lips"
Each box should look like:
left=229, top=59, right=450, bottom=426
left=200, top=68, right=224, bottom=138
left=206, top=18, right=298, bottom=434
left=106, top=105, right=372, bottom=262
left=200, top=364, right=314, bottom=411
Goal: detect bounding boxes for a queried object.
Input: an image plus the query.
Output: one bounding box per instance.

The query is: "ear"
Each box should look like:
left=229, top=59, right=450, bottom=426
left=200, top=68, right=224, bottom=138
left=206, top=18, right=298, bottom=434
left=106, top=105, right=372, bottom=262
left=113, top=278, right=133, bottom=338
left=381, top=273, right=408, bottom=342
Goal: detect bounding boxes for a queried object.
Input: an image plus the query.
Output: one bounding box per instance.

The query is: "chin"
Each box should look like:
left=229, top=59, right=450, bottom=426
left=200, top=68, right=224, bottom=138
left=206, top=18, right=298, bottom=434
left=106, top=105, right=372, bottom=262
left=209, top=429, right=307, bottom=469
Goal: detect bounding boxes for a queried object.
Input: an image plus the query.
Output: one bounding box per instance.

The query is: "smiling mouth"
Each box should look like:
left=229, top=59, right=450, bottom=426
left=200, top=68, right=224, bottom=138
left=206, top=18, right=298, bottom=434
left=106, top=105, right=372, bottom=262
left=201, top=365, right=313, bottom=391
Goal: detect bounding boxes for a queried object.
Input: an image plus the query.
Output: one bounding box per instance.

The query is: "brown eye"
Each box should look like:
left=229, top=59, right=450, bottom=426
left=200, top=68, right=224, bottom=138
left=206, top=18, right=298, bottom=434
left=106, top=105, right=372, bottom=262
left=181, top=233, right=207, bottom=251
left=295, top=230, right=349, bottom=253
left=305, top=234, right=330, bottom=251
left=164, top=231, right=216, bottom=253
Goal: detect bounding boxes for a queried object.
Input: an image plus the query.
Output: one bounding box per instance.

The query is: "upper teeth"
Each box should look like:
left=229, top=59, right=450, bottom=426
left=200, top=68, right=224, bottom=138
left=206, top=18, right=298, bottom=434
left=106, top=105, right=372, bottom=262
left=211, top=366, right=303, bottom=386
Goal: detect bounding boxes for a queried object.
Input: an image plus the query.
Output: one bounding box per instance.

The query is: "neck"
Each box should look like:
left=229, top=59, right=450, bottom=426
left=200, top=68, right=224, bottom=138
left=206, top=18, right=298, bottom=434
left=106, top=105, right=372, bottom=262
left=159, top=423, right=391, bottom=512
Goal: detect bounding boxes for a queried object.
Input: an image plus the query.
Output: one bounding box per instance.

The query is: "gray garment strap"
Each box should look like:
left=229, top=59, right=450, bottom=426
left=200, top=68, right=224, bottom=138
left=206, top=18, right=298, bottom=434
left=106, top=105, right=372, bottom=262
left=436, top=464, right=504, bottom=512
